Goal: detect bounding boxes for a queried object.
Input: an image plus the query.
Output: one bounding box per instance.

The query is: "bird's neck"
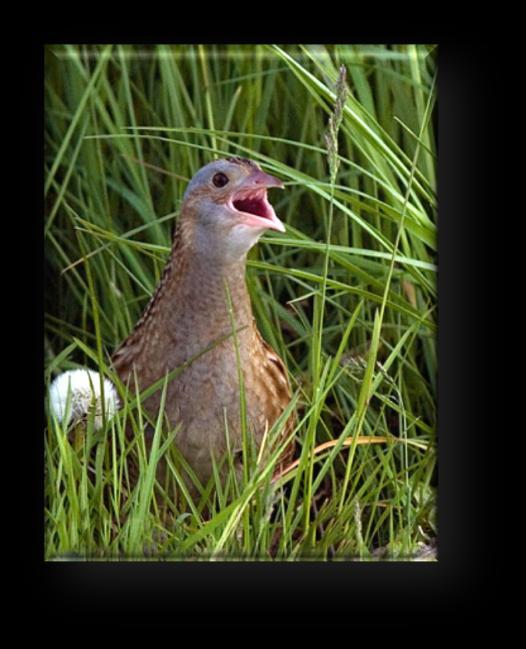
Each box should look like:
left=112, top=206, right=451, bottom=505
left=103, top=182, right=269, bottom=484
left=156, top=220, right=255, bottom=347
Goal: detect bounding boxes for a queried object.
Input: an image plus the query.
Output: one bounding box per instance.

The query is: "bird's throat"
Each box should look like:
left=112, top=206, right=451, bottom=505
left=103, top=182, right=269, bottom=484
left=153, top=226, right=255, bottom=353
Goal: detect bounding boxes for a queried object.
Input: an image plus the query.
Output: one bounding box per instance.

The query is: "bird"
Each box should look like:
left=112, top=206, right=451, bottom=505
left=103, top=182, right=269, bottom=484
left=106, top=156, right=295, bottom=493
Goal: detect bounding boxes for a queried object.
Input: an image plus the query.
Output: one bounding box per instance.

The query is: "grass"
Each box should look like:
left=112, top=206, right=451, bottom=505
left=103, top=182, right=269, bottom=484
left=44, top=43, right=437, bottom=560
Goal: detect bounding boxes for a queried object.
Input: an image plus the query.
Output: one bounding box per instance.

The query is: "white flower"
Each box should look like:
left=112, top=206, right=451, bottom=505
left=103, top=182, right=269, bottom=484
left=48, top=369, right=120, bottom=430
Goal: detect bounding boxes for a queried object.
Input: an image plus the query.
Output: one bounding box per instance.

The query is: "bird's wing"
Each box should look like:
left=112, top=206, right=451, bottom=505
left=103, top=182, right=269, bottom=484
left=111, top=224, right=183, bottom=380
left=254, top=331, right=296, bottom=468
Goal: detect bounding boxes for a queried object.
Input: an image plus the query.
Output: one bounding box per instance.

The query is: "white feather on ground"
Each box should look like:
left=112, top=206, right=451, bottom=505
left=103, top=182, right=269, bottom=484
left=48, top=369, right=120, bottom=430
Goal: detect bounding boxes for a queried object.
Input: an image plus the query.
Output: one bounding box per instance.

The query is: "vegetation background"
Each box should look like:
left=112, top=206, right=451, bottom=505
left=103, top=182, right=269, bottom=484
left=44, top=44, right=437, bottom=560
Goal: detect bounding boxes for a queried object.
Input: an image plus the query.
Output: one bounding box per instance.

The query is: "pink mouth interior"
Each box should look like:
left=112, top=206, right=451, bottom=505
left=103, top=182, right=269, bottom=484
left=233, top=191, right=272, bottom=220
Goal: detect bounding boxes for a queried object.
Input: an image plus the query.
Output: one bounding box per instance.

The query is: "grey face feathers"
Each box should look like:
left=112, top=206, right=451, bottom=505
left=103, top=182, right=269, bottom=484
left=180, top=158, right=286, bottom=263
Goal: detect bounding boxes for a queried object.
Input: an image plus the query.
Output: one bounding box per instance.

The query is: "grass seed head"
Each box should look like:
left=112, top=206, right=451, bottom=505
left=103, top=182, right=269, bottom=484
left=325, top=65, right=349, bottom=183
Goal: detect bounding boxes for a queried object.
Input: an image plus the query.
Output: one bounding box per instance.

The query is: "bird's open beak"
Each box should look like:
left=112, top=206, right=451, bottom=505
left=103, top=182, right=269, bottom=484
left=229, top=169, right=286, bottom=233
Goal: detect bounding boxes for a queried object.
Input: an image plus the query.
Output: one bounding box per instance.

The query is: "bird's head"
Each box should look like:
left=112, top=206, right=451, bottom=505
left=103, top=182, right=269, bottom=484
left=181, top=157, right=286, bottom=264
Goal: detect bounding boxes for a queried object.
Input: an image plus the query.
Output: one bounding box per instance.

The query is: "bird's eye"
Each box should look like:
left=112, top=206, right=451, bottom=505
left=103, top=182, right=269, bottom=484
left=212, top=172, right=229, bottom=188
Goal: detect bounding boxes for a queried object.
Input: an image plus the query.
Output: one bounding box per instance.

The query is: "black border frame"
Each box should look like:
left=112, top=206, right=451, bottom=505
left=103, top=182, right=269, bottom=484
left=18, top=32, right=496, bottom=629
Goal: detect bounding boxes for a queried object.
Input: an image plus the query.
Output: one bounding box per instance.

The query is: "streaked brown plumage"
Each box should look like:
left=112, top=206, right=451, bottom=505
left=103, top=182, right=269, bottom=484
left=112, top=157, right=294, bottom=490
